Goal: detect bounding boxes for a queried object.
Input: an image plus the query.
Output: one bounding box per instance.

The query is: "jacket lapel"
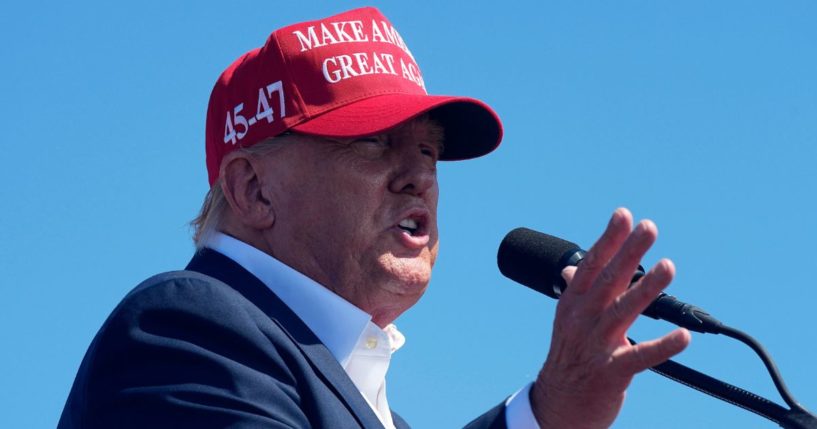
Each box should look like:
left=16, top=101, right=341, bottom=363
left=186, top=249, right=386, bottom=429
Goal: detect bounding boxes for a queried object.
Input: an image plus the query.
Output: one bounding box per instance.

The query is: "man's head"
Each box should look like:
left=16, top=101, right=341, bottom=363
left=194, top=7, right=502, bottom=326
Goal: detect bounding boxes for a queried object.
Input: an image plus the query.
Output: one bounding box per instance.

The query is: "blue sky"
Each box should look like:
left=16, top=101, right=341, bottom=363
left=2, top=1, right=815, bottom=428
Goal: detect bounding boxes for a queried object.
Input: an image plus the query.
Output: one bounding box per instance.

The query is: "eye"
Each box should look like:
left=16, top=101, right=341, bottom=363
left=349, top=135, right=389, bottom=158
left=355, top=136, right=387, bottom=146
left=420, top=144, right=440, bottom=161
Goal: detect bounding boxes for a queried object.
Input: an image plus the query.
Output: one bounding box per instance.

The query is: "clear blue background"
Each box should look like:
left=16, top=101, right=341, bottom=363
left=2, top=1, right=815, bottom=428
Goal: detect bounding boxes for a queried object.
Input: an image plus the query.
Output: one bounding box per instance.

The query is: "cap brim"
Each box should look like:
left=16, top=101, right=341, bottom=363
left=291, top=94, right=502, bottom=160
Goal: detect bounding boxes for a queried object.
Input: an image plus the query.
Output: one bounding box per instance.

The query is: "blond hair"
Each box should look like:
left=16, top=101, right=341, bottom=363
left=190, top=135, right=294, bottom=248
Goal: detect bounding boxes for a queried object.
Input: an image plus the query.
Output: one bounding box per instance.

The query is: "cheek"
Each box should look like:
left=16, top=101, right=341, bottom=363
left=274, top=183, right=350, bottom=243
left=299, top=175, right=386, bottom=239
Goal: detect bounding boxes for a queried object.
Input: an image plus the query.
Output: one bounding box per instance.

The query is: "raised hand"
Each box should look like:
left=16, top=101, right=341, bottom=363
left=530, top=208, right=691, bottom=429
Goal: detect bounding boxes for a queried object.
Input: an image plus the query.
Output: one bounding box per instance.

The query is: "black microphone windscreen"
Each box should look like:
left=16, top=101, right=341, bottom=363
left=497, top=227, right=581, bottom=298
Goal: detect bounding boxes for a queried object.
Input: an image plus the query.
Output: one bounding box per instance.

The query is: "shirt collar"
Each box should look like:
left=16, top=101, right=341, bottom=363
left=204, top=232, right=371, bottom=367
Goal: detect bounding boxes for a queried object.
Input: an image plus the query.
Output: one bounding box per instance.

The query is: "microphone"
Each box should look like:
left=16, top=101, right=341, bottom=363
left=497, top=227, right=723, bottom=334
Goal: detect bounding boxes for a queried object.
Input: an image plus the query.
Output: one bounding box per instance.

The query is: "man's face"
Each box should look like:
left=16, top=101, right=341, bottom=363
left=259, top=118, right=442, bottom=326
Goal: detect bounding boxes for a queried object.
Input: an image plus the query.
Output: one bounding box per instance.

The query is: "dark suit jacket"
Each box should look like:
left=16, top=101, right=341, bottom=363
left=58, top=249, right=507, bottom=428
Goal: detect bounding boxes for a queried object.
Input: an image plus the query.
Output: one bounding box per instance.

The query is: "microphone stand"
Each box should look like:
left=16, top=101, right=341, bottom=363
left=629, top=273, right=816, bottom=427
left=494, top=228, right=815, bottom=426
left=629, top=323, right=817, bottom=429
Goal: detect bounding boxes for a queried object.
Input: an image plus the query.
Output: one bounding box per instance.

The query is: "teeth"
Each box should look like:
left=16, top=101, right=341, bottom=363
left=399, top=218, right=418, bottom=230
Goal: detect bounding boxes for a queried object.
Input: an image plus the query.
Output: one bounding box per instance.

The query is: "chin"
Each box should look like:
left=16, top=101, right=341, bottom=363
left=378, top=255, right=433, bottom=296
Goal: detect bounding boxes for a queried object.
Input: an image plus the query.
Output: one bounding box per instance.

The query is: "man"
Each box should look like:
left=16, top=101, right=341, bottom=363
left=59, top=7, right=690, bottom=428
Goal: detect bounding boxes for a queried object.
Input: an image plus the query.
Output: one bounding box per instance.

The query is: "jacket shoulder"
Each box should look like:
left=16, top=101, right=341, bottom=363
left=59, top=269, right=311, bottom=429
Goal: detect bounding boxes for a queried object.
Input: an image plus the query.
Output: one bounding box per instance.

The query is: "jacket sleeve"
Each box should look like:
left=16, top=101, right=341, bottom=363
left=58, top=272, right=311, bottom=429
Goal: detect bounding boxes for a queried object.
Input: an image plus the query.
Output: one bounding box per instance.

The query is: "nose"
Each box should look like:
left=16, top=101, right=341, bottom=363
left=388, top=150, right=437, bottom=197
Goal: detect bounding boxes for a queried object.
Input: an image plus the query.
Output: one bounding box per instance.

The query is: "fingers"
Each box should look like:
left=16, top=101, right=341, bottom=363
left=560, top=265, right=577, bottom=285
left=590, top=220, right=658, bottom=309
left=536, top=208, right=690, bottom=429
left=602, top=259, right=675, bottom=340
left=563, top=208, right=660, bottom=318
left=567, top=208, right=633, bottom=296
left=612, top=328, right=691, bottom=374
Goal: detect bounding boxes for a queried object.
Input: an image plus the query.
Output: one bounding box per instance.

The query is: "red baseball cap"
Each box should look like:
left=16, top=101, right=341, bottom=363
left=205, top=6, right=503, bottom=185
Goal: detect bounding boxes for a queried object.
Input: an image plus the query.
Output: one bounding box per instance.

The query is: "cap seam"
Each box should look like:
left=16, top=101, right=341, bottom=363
left=269, top=31, right=310, bottom=120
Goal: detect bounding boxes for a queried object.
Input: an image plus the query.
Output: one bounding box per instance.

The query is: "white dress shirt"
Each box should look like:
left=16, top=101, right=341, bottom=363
left=204, top=232, right=539, bottom=429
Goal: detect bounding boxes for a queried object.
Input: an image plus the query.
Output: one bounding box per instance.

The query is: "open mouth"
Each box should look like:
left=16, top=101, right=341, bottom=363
left=392, top=210, right=431, bottom=249
left=398, top=218, right=421, bottom=236
left=396, top=211, right=428, bottom=238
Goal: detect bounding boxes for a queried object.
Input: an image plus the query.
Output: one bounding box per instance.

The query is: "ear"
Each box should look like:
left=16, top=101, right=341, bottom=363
left=219, top=151, right=275, bottom=229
